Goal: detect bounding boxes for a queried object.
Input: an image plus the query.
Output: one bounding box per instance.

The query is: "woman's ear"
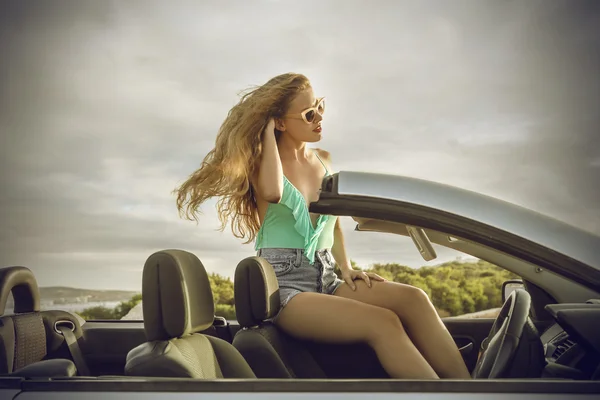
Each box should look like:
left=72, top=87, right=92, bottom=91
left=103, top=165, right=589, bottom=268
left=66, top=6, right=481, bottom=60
left=275, top=118, right=286, bottom=132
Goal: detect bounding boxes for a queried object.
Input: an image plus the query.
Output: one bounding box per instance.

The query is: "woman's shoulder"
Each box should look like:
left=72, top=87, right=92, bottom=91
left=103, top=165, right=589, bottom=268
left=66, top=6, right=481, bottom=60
left=313, top=147, right=333, bottom=173
left=313, top=147, right=331, bottom=163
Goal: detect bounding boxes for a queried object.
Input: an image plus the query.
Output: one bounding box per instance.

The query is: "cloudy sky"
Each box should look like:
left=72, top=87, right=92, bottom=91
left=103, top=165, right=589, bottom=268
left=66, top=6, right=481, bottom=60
left=1, top=0, right=599, bottom=291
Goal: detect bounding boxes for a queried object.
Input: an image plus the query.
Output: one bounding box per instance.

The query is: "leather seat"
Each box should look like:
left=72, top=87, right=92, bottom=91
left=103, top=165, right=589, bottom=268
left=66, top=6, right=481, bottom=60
left=124, top=249, right=256, bottom=379
left=0, top=266, right=85, bottom=377
left=232, top=256, right=327, bottom=378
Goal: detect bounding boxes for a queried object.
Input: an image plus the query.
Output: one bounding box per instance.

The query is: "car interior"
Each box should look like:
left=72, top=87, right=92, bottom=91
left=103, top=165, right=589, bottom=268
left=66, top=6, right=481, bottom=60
left=1, top=219, right=600, bottom=382
left=0, top=266, right=86, bottom=378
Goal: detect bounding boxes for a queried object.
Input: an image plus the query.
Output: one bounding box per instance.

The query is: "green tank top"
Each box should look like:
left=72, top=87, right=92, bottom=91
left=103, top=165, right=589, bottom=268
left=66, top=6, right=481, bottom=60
left=254, top=151, right=337, bottom=264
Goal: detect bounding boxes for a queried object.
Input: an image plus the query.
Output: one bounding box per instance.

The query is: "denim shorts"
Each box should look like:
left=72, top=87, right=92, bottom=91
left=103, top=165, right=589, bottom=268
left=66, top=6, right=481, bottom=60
left=256, top=248, right=344, bottom=319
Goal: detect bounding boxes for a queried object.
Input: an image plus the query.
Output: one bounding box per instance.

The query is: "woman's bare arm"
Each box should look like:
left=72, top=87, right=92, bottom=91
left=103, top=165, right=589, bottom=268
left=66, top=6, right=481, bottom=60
left=253, top=119, right=284, bottom=203
left=332, top=218, right=353, bottom=272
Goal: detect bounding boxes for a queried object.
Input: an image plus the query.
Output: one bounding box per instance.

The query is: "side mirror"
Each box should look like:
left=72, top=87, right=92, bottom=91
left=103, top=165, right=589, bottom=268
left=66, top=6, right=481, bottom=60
left=502, top=279, right=524, bottom=303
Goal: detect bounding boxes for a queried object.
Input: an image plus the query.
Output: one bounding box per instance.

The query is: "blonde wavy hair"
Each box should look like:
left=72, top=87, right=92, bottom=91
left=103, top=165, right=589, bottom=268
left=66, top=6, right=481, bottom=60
left=175, top=73, right=311, bottom=243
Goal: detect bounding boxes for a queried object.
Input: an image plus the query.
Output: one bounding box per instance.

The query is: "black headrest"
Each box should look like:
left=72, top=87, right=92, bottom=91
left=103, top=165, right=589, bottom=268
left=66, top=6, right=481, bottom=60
left=234, top=256, right=280, bottom=327
left=142, top=250, right=215, bottom=341
left=0, top=266, right=40, bottom=316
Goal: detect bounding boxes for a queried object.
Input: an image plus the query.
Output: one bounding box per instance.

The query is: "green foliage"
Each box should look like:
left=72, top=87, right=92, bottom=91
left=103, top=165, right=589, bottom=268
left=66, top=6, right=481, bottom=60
left=79, top=259, right=518, bottom=320
left=363, top=259, right=518, bottom=316
left=215, top=304, right=236, bottom=320
left=210, top=273, right=236, bottom=320
left=78, top=306, right=117, bottom=320
left=79, top=293, right=143, bottom=320
left=113, top=293, right=143, bottom=319
left=209, top=273, right=235, bottom=306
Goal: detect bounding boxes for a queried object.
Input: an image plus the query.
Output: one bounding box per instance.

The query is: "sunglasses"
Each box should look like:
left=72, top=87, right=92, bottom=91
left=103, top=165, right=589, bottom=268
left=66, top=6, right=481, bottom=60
left=285, top=97, right=325, bottom=124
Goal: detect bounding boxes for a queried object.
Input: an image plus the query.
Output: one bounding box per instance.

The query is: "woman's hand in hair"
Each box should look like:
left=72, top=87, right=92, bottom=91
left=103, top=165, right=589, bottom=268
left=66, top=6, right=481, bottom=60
left=263, top=118, right=276, bottom=138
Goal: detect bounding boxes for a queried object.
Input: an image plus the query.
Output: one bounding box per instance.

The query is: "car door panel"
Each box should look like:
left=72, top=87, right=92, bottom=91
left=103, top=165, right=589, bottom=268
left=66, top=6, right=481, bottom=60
left=82, top=321, right=146, bottom=376
left=443, top=317, right=495, bottom=372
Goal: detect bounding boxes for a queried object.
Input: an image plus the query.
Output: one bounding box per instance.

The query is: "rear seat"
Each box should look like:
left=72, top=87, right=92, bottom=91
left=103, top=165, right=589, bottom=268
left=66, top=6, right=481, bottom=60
left=0, top=266, right=90, bottom=377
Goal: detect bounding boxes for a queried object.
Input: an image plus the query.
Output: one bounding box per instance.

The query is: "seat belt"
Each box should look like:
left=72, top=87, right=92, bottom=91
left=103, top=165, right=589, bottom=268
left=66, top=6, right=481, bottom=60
left=58, top=325, right=91, bottom=376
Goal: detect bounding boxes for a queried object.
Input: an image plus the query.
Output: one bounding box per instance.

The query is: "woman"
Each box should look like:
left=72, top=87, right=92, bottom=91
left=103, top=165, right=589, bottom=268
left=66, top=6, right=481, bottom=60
left=175, top=73, right=471, bottom=379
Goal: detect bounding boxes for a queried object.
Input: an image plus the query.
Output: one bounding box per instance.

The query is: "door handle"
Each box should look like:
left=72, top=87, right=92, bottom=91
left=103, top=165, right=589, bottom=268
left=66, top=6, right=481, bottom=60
left=459, top=342, right=474, bottom=355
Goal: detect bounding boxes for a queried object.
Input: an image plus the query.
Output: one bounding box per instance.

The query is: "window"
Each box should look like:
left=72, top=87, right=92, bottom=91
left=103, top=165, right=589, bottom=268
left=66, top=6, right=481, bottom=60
left=340, top=231, right=520, bottom=319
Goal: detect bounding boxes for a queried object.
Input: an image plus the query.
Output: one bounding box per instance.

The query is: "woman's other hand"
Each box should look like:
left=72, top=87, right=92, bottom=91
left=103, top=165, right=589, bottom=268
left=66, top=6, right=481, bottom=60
left=340, top=269, right=385, bottom=291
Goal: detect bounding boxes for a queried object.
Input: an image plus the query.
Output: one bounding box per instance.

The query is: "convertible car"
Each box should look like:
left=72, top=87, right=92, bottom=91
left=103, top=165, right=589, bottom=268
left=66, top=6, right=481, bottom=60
left=1, top=171, right=599, bottom=399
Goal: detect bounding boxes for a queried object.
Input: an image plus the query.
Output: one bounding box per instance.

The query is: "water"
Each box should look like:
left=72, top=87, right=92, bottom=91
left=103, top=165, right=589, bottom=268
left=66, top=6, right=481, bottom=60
left=44, top=301, right=122, bottom=312
left=4, top=301, right=122, bottom=315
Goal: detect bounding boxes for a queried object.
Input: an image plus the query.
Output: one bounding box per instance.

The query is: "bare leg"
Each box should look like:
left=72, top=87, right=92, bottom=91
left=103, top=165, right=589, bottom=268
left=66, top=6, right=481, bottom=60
left=275, top=292, right=439, bottom=379
left=335, top=280, right=471, bottom=379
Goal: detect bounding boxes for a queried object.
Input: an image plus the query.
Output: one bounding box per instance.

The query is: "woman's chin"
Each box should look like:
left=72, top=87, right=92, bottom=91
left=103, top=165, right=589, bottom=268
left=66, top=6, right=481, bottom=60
left=288, top=131, right=322, bottom=143
left=307, top=132, right=322, bottom=142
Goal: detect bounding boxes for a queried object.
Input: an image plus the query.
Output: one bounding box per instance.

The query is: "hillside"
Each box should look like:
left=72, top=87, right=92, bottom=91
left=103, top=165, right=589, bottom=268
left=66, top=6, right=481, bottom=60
left=5, top=286, right=139, bottom=307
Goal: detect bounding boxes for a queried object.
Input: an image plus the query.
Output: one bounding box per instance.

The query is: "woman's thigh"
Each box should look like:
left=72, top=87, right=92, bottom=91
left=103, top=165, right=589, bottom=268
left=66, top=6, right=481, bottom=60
left=275, top=291, right=401, bottom=343
left=334, top=279, right=433, bottom=321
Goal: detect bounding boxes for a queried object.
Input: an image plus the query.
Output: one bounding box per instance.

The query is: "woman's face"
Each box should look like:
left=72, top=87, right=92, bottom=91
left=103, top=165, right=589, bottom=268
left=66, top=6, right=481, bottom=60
left=279, top=87, right=324, bottom=143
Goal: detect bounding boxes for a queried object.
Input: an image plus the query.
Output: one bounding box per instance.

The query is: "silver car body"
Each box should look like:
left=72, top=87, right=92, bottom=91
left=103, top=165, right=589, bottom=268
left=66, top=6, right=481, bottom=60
left=333, top=171, right=600, bottom=271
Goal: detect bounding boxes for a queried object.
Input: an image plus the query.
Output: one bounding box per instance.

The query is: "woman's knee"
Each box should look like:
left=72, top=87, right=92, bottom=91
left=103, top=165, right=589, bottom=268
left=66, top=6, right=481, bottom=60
left=396, top=285, right=434, bottom=318
left=365, top=306, right=405, bottom=342
left=410, top=286, right=431, bottom=303
left=401, top=285, right=432, bottom=307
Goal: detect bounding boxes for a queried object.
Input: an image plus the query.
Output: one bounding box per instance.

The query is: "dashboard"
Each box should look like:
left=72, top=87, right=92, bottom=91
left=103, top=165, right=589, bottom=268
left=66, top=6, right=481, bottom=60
left=538, top=301, right=600, bottom=380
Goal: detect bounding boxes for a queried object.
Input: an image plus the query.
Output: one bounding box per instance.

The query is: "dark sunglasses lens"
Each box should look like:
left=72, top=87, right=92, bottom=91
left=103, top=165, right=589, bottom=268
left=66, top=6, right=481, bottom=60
left=305, top=110, right=315, bottom=122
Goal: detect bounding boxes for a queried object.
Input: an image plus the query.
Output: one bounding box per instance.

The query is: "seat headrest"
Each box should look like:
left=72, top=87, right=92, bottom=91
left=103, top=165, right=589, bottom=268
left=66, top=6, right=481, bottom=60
left=142, top=250, right=215, bottom=341
left=0, top=266, right=40, bottom=316
left=234, top=256, right=280, bottom=327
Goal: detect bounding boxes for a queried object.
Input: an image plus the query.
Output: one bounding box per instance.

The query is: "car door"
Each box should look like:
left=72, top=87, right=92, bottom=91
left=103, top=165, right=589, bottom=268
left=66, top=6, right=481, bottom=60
left=443, top=317, right=495, bottom=372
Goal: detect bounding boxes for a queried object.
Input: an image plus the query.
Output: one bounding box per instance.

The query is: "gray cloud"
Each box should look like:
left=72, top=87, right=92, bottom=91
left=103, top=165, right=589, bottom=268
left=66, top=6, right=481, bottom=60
left=1, top=0, right=598, bottom=290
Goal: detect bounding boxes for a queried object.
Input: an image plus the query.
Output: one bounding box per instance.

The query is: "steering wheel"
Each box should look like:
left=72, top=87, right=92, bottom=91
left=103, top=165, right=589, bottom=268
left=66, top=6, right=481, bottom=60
left=471, top=289, right=532, bottom=379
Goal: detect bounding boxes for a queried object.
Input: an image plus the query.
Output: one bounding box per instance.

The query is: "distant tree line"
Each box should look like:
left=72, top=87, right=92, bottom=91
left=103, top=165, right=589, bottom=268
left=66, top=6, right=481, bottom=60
left=79, top=259, right=517, bottom=321
left=79, top=293, right=143, bottom=320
